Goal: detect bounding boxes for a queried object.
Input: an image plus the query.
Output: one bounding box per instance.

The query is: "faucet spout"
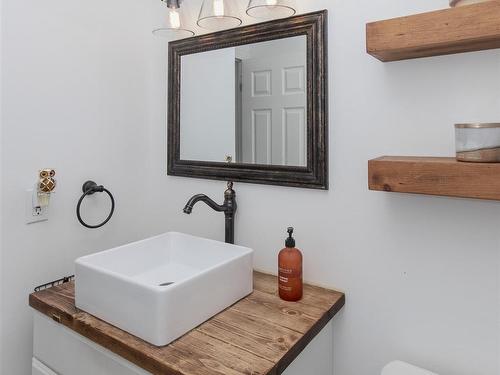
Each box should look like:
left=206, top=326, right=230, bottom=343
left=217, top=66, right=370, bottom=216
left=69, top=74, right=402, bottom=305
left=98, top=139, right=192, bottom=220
left=183, top=194, right=225, bottom=214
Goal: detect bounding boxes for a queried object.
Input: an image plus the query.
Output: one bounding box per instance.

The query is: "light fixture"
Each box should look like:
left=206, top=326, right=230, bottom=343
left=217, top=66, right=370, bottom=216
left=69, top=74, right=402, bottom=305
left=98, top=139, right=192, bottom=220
left=153, top=0, right=195, bottom=40
left=246, top=0, right=296, bottom=19
left=197, top=0, right=242, bottom=31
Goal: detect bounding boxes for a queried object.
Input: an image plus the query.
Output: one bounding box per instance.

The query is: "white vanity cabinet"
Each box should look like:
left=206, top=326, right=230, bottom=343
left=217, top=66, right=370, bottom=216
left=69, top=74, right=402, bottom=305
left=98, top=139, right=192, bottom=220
left=30, top=270, right=343, bottom=375
left=33, top=312, right=149, bottom=375
left=32, top=311, right=334, bottom=375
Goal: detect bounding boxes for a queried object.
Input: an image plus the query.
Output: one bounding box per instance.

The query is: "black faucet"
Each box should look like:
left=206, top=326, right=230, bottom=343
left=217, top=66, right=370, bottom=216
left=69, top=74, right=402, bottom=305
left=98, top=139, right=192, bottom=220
left=183, top=182, right=237, bottom=244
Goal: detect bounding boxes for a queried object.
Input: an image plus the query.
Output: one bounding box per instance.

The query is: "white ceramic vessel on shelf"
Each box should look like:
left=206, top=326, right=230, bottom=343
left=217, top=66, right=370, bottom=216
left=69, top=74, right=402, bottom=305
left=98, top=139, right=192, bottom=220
left=449, top=0, right=490, bottom=6
left=455, top=123, right=500, bottom=162
left=75, top=232, right=253, bottom=346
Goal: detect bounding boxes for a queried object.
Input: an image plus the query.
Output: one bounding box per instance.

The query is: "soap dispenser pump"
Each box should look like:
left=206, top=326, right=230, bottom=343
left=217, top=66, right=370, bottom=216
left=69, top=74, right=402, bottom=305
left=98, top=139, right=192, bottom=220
left=278, top=227, right=303, bottom=301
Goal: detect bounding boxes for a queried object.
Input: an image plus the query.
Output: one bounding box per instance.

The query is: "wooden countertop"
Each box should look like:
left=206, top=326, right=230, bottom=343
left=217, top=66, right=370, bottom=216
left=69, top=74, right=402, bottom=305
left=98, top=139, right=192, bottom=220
left=29, top=271, right=345, bottom=375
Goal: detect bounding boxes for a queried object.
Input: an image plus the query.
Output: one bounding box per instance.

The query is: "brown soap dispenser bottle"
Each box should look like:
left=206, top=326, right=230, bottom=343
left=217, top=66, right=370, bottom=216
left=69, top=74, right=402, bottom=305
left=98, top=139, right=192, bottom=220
left=278, top=227, right=303, bottom=301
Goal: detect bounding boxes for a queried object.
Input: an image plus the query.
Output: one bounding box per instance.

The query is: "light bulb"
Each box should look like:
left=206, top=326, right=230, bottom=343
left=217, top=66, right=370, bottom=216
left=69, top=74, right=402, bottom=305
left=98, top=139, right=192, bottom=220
left=213, top=0, right=225, bottom=16
left=169, top=9, right=181, bottom=29
left=266, top=0, right=278, bottom=5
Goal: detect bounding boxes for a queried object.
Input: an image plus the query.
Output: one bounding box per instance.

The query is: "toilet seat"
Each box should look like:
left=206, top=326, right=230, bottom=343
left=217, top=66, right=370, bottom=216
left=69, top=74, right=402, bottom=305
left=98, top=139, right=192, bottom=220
left=382, top=361, right=438, bottom=375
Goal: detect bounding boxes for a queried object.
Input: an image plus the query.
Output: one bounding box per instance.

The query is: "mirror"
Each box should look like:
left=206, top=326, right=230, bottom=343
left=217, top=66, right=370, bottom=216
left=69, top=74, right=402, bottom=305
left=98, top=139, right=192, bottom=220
left=180, top=36, right=307, bottom=167
left=168, top=10, right=328, bottom=189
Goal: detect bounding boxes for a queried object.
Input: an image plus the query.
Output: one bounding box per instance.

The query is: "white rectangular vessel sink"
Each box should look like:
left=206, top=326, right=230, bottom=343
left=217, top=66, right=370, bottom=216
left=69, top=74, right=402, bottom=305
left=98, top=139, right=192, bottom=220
left=75, top=232, right=253, bottom=346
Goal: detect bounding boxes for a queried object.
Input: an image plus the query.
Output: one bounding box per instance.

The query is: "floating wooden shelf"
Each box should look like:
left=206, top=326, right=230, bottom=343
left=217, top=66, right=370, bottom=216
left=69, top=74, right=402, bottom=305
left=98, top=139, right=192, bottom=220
left=368, top=156, right=500, bottom=201
left=366, top=1, right=500, bottom=62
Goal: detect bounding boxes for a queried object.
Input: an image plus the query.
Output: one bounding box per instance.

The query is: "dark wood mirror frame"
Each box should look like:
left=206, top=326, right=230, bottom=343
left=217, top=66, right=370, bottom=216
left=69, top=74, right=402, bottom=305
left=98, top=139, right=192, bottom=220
left=167, top=10, right=328, bottom=189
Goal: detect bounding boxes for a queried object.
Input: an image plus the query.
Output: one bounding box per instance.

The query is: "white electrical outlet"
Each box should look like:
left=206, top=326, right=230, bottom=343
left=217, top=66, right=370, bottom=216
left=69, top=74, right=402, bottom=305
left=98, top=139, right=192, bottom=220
left=25, top=189, right=49, bottom=224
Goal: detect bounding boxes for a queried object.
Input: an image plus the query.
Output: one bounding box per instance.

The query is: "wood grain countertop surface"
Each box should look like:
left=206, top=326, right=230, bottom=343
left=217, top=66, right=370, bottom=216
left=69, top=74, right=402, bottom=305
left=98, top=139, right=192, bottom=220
left=29, top=271, right=345, bottom=375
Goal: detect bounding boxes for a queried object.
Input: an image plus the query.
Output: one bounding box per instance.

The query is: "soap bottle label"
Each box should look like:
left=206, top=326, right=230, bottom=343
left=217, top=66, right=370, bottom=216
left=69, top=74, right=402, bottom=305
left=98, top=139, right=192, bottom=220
left=278, top=267, right=301, bottom=292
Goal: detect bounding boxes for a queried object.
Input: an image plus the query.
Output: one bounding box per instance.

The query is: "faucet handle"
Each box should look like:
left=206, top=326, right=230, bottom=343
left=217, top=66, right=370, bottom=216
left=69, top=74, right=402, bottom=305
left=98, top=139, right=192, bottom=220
left=225, top=181, right=235, bottom=200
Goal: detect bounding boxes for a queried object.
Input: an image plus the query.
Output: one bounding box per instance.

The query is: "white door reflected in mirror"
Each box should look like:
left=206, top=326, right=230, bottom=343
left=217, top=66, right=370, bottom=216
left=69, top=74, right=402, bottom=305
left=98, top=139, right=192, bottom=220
left=180, top=35, right=307, bottom=167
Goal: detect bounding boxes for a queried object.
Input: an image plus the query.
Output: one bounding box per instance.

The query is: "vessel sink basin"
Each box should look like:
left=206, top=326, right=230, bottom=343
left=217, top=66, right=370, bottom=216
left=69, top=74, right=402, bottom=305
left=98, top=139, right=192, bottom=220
left=75, top=232, right=253, bottom=346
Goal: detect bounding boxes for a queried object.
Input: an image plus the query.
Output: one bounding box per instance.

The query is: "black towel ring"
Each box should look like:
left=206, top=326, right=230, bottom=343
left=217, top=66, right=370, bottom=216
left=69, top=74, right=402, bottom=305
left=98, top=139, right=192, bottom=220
left=76, top=181, right=115, bottom=229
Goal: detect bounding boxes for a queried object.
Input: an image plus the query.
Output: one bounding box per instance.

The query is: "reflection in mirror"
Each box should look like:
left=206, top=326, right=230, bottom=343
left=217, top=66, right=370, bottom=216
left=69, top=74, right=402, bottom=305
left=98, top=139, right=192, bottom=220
left=180, top=35, right=307, bottom=167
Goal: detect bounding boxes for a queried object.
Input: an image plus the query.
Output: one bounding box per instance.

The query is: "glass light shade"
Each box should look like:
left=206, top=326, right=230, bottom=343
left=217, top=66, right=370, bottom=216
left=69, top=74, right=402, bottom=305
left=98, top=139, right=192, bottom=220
left=246, top=0, right=296, bottom=19
left=153, top=5, right=195, bottom=39
left=197, top=0, right=242, bottom=31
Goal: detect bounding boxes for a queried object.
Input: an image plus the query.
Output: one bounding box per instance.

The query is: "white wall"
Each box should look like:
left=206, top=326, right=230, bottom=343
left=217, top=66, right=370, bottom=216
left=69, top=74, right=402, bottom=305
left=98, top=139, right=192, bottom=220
left=0, top=0, right=157, bottom=374
left=180, top=48, right=236, bottom=162
left=146, top=1, right=500, bottom=375
left=1, top=1, right=499, bottom=375
left=0, top=0, right=3, bottom=369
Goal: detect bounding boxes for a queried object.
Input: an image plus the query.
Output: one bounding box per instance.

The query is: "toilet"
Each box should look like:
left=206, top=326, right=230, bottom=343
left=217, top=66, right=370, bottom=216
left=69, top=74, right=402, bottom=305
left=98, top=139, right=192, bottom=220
left=382, top=361, right=438, bottom=375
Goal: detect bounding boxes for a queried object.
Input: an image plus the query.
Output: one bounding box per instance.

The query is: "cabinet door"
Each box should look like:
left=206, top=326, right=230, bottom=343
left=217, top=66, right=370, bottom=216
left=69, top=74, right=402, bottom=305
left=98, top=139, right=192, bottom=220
left=282, top=321, right=333, bottom=375
left=33, top=312, right=150, bottom=375
left=32, top=358, right=58, bottom=375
